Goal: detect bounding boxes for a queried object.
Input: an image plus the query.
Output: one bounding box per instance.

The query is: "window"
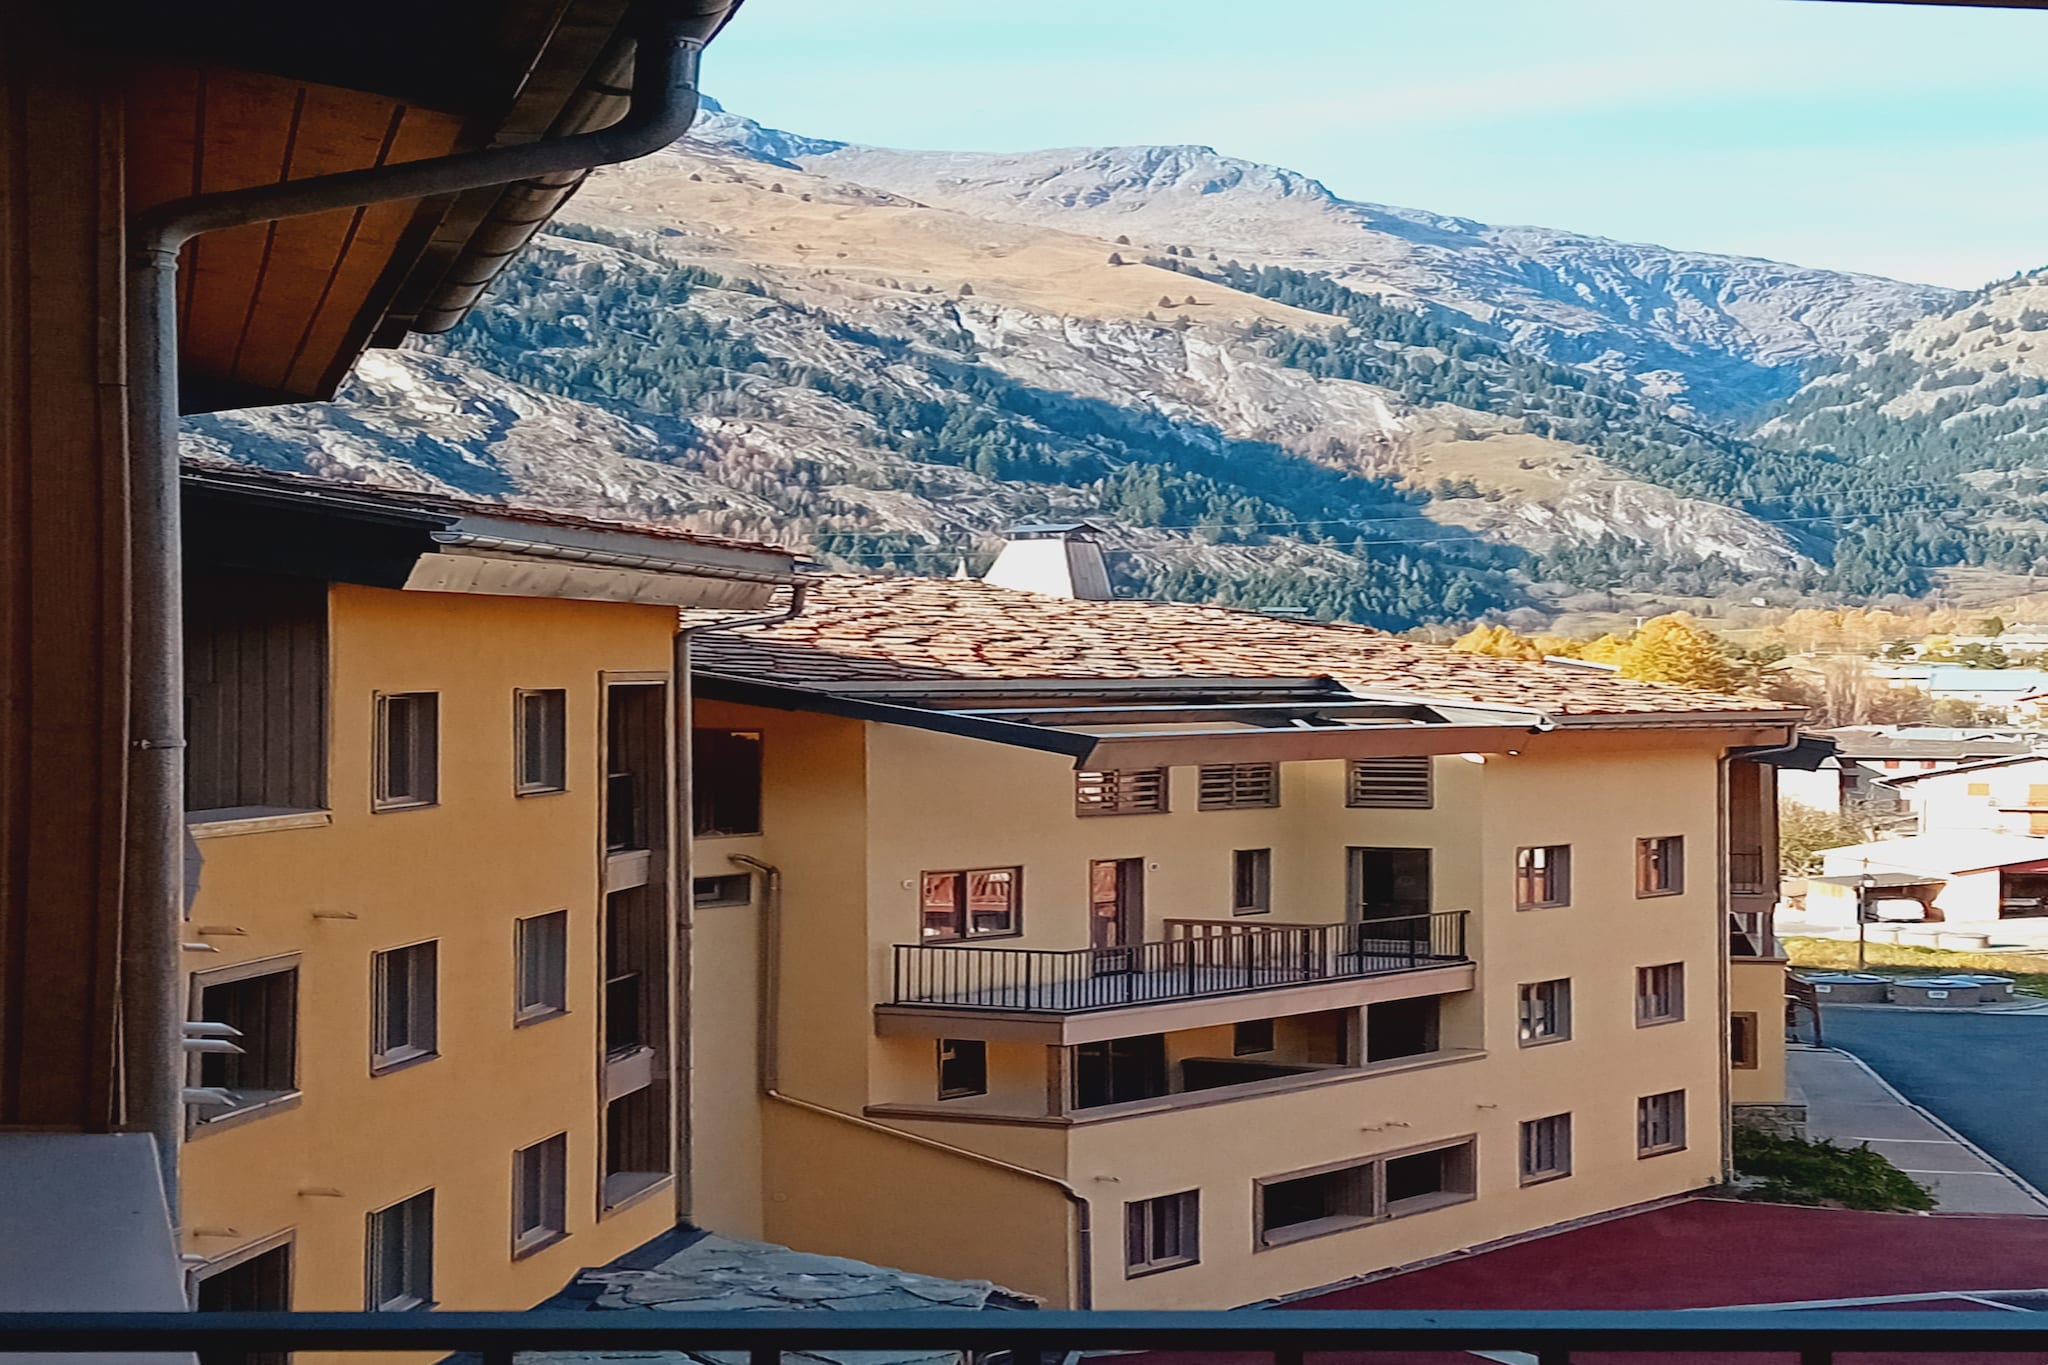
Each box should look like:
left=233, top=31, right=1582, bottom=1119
left=1254, top=1141, right=1475, bottom=1249
left=1346, top=756, right=1433, bottom=809
left=515, top=910, right=568, bottom=1024
left=514, top=689, right=567, bottom=795
left=938, top=1039, right=988, bottom=1099
left=1731, top=1012, right=1760, bottom=1069
left=373, top=692, right=438, bottom=811
left=512, top=1134, right=568, bottom=1256
left=1636, top=963, right=1685, bottom=1026
left=1234, top=1019, right=1275, bottom=1056
left=602, top=1085, right=671, bottom=1208
left=693, top=728, right=762, bottom=837
left=372, top=942, right=438, bottom=1072
left=1366, top=996, right=1439, bottom=1062
left=693, top=874, right=753, bottom=909
left=920, top=867, right=1021, bottom=941
left=1637, top=835, right=1685, bottom=897
left=1125, top=1191, right=1199, bottom=1277
left=1232, top=848, right=1272, bottom=915
left=1520, top=1114, right=1572, bottom=1184
left=1257, top=1162, right=1375, bottom=1247
left=1515, top=845, right=1571, bottom=908
left=1638, top=1090, right=1687, bottom=1156
left=366, top=1191, right=434, bottom=1310
left=1518, top=978, right=1571, bottom=1045
left=189, top=959, right=299, bottom=1128
left=193, top=1238, right=292, bottom=1365
left=1968, top=781, right=1992, bottom=797
left=1073, top=1035, right=1169, bottom=1109
left=1076, top=767, right=1168, bottom=816
left=1198, top=762, right=1279, bottom=810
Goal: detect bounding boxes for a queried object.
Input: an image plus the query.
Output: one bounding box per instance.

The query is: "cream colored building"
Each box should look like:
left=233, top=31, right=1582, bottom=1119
left=176, top=468, right=796, bottom=1324
left=682, top=575, right=1798, bottom=1310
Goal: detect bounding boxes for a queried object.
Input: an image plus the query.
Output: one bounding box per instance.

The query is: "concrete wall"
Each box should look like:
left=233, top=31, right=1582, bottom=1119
left=182, top=585, right=679, bottom=1315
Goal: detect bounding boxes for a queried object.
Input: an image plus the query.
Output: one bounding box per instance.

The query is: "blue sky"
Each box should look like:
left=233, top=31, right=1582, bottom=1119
left=706, top=0, right=2044, bottom=288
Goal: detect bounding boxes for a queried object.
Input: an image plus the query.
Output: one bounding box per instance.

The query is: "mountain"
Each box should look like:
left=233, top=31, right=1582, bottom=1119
left=694, top=102, right=1954, bottom=416
left=181, top=103, right=2010, bottom=629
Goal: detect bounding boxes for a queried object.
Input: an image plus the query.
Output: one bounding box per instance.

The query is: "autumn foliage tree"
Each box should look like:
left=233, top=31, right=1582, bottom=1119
left=1612, top=614, right=1737, bottom=691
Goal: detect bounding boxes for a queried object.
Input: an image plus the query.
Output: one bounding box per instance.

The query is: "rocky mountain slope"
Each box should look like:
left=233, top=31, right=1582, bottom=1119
left=692, top=101, right=1954, bottom=416
left=183, top=103, right=2023, bottom=628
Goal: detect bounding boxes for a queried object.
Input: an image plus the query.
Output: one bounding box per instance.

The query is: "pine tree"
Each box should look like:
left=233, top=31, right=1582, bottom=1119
left=1107, top=252, right=1125, bottom=266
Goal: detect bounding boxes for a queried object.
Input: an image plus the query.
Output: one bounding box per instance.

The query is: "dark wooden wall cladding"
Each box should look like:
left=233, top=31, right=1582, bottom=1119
left=184, top=571, right=329, bottom=814
left=0, top=50, right=131, bottom=1130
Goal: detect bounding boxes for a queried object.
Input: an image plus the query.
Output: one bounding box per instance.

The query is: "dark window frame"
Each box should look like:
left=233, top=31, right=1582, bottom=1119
left=365, top=1189, right=435, bottom=1311
left=514, top=688, right=568, bottom=797
left=1638, top=1089, right=1688, bottom=1156
left=1233, top=1019, right=1275, bottom=1056
left=692, top=728, right=764, bottom=838
left=512, top=1133, right=569, bottom=1258
left=937, top=1038, right=988, bottom=1100
left=1519, top=1113, right=1573, bottom=1185
left=1637, top=834, right=1686, bottom=898
left=1232, top=847, right=1273, bottom=916
left=1731, top=1011, right=1760, bottom=1069
left=1125, top=1190, right=1200, bottom=1277
left=693, top=873, right=754, bottom=909
left=1636, top=962, right=1686, bottom=1027
left=1518, top=978, right=1572, bottom=1046
left=372, top=691, right=439, bottom=812
left=1515, top=844, right=1571, bottom=909
left=920, top=866, right=1023, bottom=942
left=514, top=910, right=569, bottom=1026
left=371, top=940, right=439, bottom=1075
left=187, top=956, right=301, bottom=1134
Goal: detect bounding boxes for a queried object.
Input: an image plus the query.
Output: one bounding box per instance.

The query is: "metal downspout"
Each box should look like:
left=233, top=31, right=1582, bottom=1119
left=729, top=847, right=1095, bottom=1310
left=122, top=1, right=726, bottom=1212
left=672, top=581, right=807, bottom=1223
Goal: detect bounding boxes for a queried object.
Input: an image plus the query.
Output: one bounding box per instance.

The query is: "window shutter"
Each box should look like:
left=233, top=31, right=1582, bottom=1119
left=1198, top=762, right=1278, bottom=810
left=1347, top=757, right=1433, bottom=809
left=1077, top=768, right=1169, bottom=815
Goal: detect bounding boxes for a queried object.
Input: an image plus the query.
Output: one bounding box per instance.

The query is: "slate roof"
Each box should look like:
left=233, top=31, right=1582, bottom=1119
left=695, top=576, right=1794, bottom=721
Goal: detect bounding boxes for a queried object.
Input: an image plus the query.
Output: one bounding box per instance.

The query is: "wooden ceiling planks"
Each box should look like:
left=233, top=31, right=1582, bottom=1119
left=124, top=65, right=462, bottom=408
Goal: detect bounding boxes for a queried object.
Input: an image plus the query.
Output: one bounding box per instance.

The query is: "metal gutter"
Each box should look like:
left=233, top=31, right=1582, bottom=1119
left=124, top=1, right=725, bottom=1212
left=692, top=674, right=1101, bottom=761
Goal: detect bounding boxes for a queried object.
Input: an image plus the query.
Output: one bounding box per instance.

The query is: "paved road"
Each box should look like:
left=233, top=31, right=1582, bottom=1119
left=1824, top=1009, right=2048, bottom=1195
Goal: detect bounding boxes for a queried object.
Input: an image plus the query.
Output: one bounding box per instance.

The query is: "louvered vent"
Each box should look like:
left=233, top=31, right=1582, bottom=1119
left=1347, top=757, right=1433, bottom=809
left=1197, top=762, right=1280, bottom=811
left=1075, top=767, right=1169, bottom=815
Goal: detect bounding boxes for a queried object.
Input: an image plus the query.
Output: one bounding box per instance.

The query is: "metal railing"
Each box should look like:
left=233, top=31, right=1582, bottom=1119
left=0, top=1308, right=2042, bottom=1364
left=892, top=912, right=1468, bottom=1013
left=1728, top=847, right=1772, bottom=896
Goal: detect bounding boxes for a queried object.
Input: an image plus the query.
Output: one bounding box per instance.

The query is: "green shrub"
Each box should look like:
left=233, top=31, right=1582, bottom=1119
left=1733, top=1129, right=1934, bottom=1212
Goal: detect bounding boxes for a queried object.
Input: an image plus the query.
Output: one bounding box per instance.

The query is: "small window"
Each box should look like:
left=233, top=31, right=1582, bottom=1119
left=1256, top=1162, right=1375, bottom=1247
left=1520, top=1113, right=1572, bottom=1184
left=1636, top=835, right=1685, bottom=897
left=1232, top=848, right=1272, bottom=915
left=1636, top=963, right=1685, bottom=1027
left=1234, top=1019, right=1275, bottom=1056
left=513, top=1134, right=568, bottom=1257
left=1516, top=845, right=1570, bottom=908
left=1731, top=1012, right=1760, bottom=1069
left=1968, top=782, right=1992, bottom=797
left=514, top=911, right=568, bottom=1025
left=189, top=960, right=299, bottom=1128
left=693, top=874, right=753, bottom=909
left=1076, top=768, right=1168, bottom=816
left=1638, top=1089, right=1687, bottom=1156
left=920, top=867, right=1022, bottom=941
left=693, top=729, right=763, bottom=837
left=1198, top=762, right=1279, bottom=810
left=374, top=692, right=438, bottom=811
left=514, top=689, right=567, bottom=795
left=1073, top=1035, right=1170, bottom=1109
left=937, top=1039, right=987, bottom=1100
left=1347, top=757, right=1433, bottom=809
left=1384, top=1142, right=1475, bottom=1217
left=1125, top=1191, right=1199, bottom=1277
left=366, top=1190, right=434, bottom=1310
left=1518, top=978, right=1571, bottom=1045
left=372, top=942, right=438, bottom=1073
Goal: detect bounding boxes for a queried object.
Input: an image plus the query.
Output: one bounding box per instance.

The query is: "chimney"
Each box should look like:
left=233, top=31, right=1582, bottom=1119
left=983, top=522, right=1113, bottom=600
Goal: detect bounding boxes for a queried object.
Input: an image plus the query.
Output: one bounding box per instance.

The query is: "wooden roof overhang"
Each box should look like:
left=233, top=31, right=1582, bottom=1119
left=56, top=0, right=739, bottom=414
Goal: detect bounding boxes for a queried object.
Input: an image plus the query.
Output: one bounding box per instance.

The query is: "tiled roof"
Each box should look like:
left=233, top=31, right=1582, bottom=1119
left=182, top=459, right=796, bottom=560
left=694, top=575, right=1793, bottom=720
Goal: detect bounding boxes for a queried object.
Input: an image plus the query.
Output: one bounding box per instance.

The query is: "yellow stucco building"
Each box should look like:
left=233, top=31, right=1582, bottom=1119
left=684, top=574, right=1798, bottom=1309
left=175, top=467, right=797, bottom=1319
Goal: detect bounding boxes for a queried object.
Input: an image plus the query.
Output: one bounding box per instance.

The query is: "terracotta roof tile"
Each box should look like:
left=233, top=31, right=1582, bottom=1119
left=694, top=576, right=1792, bottom=720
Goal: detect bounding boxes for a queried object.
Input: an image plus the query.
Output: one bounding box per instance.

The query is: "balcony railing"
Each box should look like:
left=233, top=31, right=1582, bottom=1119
left=892, top=912, right=1468, bottom=1013
left=1728, top=847, right=1771, bottom=896
left=0, top=1307, right=2040, bottom=1365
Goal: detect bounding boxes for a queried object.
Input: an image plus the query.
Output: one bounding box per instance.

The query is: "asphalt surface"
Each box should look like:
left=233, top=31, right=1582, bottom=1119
left=1824, top=1008, right=2048, bottom=1195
